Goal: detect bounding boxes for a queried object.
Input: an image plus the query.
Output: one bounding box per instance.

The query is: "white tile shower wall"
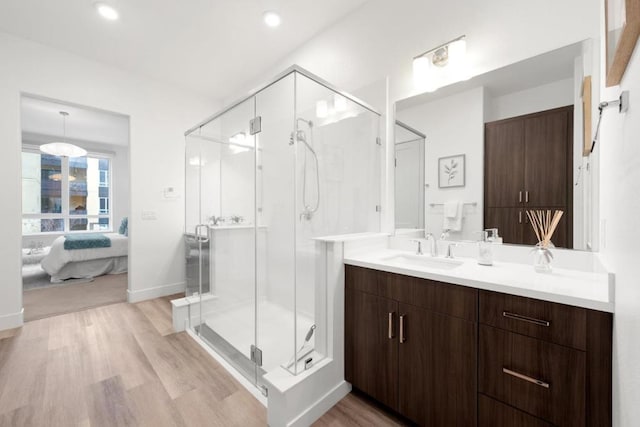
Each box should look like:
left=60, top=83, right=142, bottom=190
left=396, top=86, right=485, bottom=240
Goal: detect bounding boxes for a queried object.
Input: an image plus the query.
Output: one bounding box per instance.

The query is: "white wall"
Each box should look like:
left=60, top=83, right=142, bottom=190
left=596, top=11, right=640, bottom=426
left=485, top=78, right=574, bottom=122
left=397, top=87, right=484, bottom=240
left=0, top=32, right=216, bottom=329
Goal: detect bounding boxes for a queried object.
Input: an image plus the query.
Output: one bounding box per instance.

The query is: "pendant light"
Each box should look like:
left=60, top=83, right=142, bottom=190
left=40, top=111, right=87, bottom=158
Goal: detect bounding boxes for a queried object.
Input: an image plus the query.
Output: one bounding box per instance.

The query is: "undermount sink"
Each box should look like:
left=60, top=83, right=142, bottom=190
left=381, top=254, right=464, bottom=270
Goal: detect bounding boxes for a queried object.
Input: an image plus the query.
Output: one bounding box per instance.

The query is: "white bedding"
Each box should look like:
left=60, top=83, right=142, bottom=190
left=41, top=233, right=128, bottom=276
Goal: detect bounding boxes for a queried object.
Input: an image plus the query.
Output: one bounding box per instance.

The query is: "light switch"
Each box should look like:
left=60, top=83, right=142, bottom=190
left=163, top=187, right=179, bottom=199
left=142, top=211, right=157, bottom=220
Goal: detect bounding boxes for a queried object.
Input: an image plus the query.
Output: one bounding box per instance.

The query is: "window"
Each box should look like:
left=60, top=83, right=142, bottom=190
left=22, top=148, right=113, bottom=234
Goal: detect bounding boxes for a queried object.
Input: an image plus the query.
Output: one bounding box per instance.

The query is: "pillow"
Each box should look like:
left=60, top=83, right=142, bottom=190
left=118, top=217, right=128, bottom=236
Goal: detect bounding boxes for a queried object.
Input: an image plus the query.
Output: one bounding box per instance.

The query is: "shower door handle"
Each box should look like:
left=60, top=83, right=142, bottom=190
left=195, top=224, right=210, bottom=243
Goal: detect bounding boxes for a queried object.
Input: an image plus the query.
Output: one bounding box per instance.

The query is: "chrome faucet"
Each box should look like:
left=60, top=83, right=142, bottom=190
left=410, top=239, right=424, bottom=255
left=425, top=233, right=437, bottom=257
left=445, top=242, right=458, bottom=259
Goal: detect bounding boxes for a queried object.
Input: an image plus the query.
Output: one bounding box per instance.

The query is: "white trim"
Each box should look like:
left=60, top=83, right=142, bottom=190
left=186, top=328, right=268, bottom=406
left=0, top=308, right=24, bottom=331
left=287, top=381, right=351, bottom=427
left=127, top=281, right=185, bottom=303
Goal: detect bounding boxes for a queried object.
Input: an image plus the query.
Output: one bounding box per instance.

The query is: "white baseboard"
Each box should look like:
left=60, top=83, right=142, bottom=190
left=0, top=308, right=24, bottom=331
left=127, top=281, right=185, bottom=303
left=288, top=380, right=351, bottom=427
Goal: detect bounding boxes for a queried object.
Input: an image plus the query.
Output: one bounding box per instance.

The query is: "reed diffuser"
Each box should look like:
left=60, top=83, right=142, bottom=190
left=526, top=209, right=564, bottom=273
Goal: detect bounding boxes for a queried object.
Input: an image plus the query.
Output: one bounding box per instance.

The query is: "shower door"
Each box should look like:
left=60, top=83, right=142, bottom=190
left=185, top=96, right=260, bottom=386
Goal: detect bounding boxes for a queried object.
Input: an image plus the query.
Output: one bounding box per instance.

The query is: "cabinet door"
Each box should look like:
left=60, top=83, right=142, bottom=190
left=485, top=120, right=525, bottom=208
left=397, top=303, right=477, bottom=426
left=345, top=288, right=398, bottom=411
left=485, top=207, right=523, bottom=244
left=524, top=107, right=572, bottom=207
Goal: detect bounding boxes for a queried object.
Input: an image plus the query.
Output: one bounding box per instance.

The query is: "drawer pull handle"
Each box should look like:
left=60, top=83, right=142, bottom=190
left=399, top=315, right=406, bottom=343
left=502, top=311, right=550, bottom=327
left=503, top=367, right=550, bottom=389
left=388, top=312, right=394, bottom=339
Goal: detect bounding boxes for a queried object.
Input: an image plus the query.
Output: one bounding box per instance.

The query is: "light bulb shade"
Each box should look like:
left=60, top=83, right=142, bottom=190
left=40, top=142, right=87, bottom=158
left=413, top=55, right=438, bottom=92
left=447, top=38, right=469, bottom=80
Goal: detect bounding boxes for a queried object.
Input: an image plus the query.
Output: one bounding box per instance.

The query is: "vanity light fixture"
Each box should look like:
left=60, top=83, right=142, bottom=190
left=413, top=35, right=468, bottom=92
left=94, top=2, right=119, bottom=21
left=263, top=11, right=281, bottom=28
left=40, top=112, right=88, bottom=158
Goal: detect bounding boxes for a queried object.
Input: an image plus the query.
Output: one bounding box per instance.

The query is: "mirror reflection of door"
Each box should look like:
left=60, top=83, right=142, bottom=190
left=395, top=121, right=425, bottom=231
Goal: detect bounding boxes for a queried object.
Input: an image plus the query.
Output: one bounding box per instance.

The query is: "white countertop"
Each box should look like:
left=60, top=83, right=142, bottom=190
left=344, top=249, right=614, bottom=313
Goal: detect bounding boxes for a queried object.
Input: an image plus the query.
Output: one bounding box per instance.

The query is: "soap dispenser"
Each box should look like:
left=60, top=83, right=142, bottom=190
left=477, top=230, right=493, bottom=266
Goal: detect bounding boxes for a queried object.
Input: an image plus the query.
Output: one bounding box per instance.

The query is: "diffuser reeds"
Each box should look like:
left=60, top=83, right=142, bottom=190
left=526, top=209, right=564, bottom=249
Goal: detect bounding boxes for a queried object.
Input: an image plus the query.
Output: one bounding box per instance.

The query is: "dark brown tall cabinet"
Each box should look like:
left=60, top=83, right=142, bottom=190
left=484, top=106, right=573, bottom=248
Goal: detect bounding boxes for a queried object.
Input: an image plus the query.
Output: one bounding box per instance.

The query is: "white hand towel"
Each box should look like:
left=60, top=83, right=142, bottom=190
left=444, top=200, right=459, bottom=218
left=443, top=201, right=463, bottom=231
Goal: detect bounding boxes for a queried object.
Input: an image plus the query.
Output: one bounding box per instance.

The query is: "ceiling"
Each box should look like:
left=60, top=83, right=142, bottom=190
left=0, top=0, right=368, bottom=100
left=21, top=95, right=129, bottom=146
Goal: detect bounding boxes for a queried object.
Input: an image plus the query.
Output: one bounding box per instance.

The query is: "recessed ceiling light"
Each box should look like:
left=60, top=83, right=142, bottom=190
left=263, top=11, right=281, bottom=28
left=94, top=2, right=119, bottom=21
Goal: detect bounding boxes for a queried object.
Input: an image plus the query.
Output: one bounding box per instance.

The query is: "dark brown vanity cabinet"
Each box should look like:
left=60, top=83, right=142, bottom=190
left=484, top=106, right=573, bottom=248
left=345, top=266, right=613, bottom=427
left=345, top=265, right=477, bottom=426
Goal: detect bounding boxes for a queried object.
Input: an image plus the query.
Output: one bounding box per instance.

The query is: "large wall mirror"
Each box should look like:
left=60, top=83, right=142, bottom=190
left=394, top=40, right=597, bottom=251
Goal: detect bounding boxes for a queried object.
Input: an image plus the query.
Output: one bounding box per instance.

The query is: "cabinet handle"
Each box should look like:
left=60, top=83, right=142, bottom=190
left=503, top=311, right=550, bottom=327
left=525, top=191, right=529, bottom=203
left=388, top=312, right=394, bottom=339
left=399, top=315, right=406, bottom=343
left=518, top=211, right=522, bottom=224
left=503, top=367, right=550, bottom=389
left=519, top=191, right=522, bottom=203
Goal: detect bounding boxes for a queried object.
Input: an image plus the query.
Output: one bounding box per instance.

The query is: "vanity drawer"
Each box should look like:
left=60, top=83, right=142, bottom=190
left=380, top=271, right=477, bottom=321
left=479, top=325, right=585, bottom=426
left=479, top=290, right=587, bottom=350
left=479, top=394, right=554, bottom=427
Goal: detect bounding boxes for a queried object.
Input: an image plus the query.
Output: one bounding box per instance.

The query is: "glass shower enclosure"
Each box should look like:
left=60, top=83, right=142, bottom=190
left=184, top=66, right=381, bottom=394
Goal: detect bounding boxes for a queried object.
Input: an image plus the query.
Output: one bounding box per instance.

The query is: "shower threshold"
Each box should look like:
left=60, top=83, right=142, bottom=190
left=195, top=322, right=266, bottom=385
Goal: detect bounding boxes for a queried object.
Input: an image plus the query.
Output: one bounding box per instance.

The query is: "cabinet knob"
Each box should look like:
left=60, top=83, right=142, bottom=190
left=399, top=315, right=406, bottom=343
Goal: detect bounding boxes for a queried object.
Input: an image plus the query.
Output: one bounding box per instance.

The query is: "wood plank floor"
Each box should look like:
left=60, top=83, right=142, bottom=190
left=0, top=295, right=407, bottom=426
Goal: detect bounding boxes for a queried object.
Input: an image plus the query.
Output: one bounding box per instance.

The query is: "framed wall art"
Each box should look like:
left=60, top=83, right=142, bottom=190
left=605, top=0, right=640, bottom=86
left=438, top=154, right=465, bottom=188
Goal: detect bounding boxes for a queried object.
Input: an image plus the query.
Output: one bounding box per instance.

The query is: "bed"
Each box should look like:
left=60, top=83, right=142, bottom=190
left=41, top=232, right=128, bottom=282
